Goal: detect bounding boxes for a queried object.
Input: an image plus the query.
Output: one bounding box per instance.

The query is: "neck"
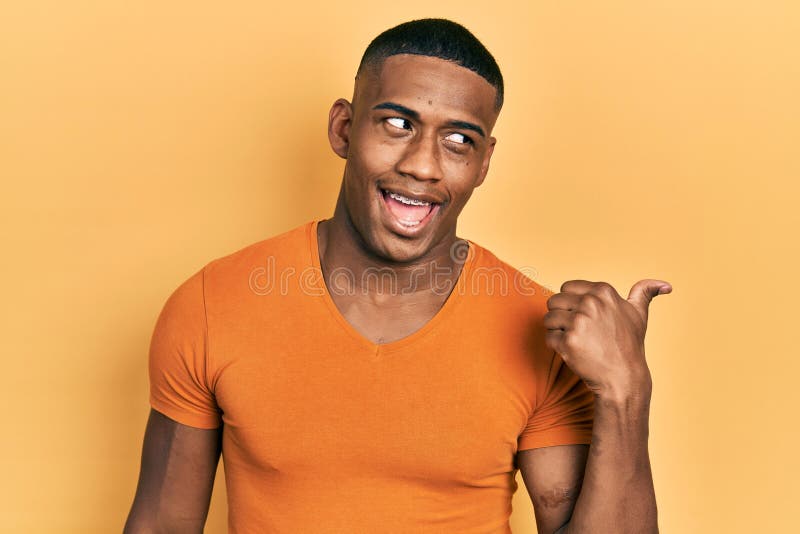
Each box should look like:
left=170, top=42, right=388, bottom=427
left=317, top=191, right=466, bottom=298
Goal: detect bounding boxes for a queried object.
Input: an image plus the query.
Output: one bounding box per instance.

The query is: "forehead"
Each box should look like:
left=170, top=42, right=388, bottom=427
left=357, top=54, right=499, bottom=128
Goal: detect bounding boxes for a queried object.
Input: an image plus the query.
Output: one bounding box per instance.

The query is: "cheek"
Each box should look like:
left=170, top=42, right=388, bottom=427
left=441, top=160, right=483, bottom=197
left=350, top=123, right=402, bottom=164
left=346, top=139, right=399, bottom=183
left=448, top=187, right=476, bottom=213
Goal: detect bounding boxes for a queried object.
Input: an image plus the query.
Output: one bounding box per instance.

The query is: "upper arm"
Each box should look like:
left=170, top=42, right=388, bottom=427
left=124, top=409, right=222, bottom=534
left=516, top=349, right=593, bottom=532
left=517, top=444, right=590, bottom=534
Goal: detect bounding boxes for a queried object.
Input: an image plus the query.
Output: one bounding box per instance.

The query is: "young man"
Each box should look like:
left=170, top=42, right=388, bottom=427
left=125, top=19, right=669, bottom=534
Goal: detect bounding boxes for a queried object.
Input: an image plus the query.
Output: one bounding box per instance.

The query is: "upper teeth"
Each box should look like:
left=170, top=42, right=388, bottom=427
left=388, top=192, right=430, bottom=206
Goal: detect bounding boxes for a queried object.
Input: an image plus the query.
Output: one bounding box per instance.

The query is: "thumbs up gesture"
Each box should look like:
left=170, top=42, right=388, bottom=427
left=544, top=279, right=672, bottom=399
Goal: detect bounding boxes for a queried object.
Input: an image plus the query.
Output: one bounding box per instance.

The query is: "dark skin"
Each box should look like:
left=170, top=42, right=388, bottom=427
left=318, top=54, right=498, bottom=343
left=536, top=279, right=670, bottom=534
left=124, top=410, right=221, bottom=533
left=126, top=54, right=669, bottom=533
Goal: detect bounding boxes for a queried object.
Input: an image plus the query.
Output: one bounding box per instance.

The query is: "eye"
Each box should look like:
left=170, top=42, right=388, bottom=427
left=386, top=117, right=411, bottom=130
left=445, top=132, right=472, bottom=145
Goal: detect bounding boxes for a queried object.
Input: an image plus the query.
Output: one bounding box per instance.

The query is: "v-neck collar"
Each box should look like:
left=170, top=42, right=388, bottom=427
left=306, top=219, right=476, bottom=354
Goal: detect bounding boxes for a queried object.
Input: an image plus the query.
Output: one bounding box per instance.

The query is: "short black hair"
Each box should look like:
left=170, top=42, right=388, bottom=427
left=357, top=18, right=504, bottom=111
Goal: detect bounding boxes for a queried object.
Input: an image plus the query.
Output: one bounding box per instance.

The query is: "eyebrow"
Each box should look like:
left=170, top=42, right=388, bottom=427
left=446, top=120, right=485, bottom=139
left=373, top=102, right=420, bottom=121
left=372, top=101, right=486, bottom=139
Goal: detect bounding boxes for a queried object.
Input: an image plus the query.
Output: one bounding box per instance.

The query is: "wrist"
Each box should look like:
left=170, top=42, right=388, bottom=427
left=594, top=366, right=653, bottom=406
left=592, top=373, right=653, bottom=440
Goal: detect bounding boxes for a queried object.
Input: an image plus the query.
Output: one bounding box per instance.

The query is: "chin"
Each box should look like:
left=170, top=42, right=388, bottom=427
left=363, top=228, right=435, bottom=264
left=343, top=180, right=454, bottom=264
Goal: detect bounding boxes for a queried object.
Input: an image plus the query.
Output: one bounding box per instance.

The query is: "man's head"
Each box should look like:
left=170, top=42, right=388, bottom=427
left=328, top=19, right=503, bottom=264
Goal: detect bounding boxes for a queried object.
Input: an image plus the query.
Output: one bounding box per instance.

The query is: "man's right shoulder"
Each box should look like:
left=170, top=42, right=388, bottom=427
left=169, top=220, right=317, bottom=305
left=204, top=220, right=314, bottom=276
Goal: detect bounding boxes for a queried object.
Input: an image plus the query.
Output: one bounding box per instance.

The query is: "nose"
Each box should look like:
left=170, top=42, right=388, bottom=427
left=395, top=133, right=443, bottom=182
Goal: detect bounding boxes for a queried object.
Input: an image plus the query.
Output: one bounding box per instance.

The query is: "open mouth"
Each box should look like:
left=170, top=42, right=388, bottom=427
left=379, top=188, right=441, bottom=233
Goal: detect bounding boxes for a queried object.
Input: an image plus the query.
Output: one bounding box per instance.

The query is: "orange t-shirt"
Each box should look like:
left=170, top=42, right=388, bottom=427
left=149, top=220, right=593, bottom=533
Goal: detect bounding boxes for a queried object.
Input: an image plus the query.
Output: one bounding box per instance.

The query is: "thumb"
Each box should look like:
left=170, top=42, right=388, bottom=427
left=627, top=279, right=672, bottom=320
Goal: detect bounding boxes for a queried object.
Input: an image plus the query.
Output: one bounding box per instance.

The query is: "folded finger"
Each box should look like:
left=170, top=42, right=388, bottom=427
left=546, top=292, right=582, bottom=311
left=543, top=309, right=574, bottom=331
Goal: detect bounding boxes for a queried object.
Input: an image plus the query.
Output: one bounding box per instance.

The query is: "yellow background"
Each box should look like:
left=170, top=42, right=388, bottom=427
left=2, top=1, right=797, bottom=532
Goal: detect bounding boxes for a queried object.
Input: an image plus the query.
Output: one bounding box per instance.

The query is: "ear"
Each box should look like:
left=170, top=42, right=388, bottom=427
left=475, top=136, right=496, bottom=188
left=328, top=98, right=353, bottom=159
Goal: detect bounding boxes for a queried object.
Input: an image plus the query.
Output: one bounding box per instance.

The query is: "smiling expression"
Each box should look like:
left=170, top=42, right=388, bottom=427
left=328, top=54, right=500, bottom=264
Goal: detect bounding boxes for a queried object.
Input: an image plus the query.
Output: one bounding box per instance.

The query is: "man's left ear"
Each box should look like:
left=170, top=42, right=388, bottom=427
left=475, top=137, right=496, bottom=188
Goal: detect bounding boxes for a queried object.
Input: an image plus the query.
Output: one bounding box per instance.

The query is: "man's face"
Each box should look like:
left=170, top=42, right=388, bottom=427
left=329, top=54, right=499, bottom=264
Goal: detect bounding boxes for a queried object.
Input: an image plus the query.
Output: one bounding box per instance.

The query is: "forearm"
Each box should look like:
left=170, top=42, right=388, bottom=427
left=561, top=377, right=658, bottom=534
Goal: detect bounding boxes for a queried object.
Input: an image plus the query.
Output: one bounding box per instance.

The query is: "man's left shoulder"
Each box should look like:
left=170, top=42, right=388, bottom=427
left=465, top=240, right=555, bottom=309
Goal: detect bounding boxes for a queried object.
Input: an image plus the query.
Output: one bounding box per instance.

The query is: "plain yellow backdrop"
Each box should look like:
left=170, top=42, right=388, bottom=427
left=1, top=1, right=798, bottom=532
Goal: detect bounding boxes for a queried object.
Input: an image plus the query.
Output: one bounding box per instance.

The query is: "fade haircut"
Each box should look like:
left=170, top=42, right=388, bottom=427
left=356, top=18, right=504, bottom=111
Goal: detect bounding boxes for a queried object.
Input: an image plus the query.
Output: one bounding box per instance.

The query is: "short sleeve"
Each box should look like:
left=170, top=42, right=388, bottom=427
left=518, top=351, right=594, bottom=450
left=148, top=267, right=222, bottom=429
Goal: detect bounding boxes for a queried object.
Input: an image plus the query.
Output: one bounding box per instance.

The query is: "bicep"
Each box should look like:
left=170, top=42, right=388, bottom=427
left=124, top=409, right=222, bottom=533
left=517, top=444, right=589, bottom=534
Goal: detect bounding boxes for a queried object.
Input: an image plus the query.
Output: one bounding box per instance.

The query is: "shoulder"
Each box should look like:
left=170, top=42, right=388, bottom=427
left=166, top=221, right=316, bottom=310
left=204, top=221, right=313, bottom=278
left=202, top=220, right=315, bottom=296
left=464, top=239, right=555, bottom=314
left=456, top=241, right=559, bottom=378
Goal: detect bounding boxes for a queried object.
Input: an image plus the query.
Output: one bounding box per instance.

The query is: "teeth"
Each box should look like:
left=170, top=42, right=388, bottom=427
left=388, top=192, right=430, bottom=206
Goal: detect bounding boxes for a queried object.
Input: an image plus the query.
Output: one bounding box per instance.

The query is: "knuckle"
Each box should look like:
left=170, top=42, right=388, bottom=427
left=580, top=293, right=601, bottom=309
left=593, top=282, right=616, bottom=299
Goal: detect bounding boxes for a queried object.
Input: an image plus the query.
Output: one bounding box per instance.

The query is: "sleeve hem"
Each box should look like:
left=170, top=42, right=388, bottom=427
left=517, top=430, right=592, bottom=451
left=150, top=399, right=222, bottom=430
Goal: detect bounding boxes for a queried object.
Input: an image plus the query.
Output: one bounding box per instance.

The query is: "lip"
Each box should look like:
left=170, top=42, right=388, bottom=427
left=377, top=186, right=443, bottom=238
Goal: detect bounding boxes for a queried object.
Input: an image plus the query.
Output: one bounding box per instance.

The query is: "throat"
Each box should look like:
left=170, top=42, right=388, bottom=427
left=316, top=218, right=468, bottom=344
left=336, top=293, right=449, bottom=345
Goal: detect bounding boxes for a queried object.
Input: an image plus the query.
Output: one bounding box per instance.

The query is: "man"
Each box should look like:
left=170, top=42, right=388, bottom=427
left=125, top=19, right=669, bottom=533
